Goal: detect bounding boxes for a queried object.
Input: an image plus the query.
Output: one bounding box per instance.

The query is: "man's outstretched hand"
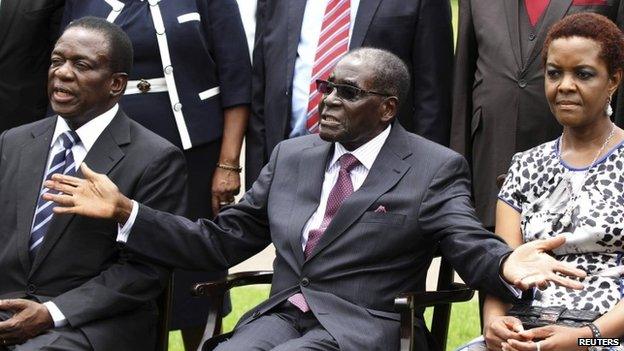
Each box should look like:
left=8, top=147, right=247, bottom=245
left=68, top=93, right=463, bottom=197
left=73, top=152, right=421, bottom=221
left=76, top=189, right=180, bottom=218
left=0, top=299, right=53, bottom=345
left=43, top=163, right=133, bottom=224
left=502, top=235, right=586, bottom=290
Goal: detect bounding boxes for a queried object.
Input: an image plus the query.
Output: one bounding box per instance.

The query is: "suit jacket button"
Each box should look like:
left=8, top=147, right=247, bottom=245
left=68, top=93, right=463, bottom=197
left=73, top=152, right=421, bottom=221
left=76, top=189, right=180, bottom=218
left=529, top=33, right=536, bottom=41
left=518, top=79, right=527, bottom=88
left=173, top=103, right=182, bottom=112
left=301, top=278, right=310, bottom=287
left=26, top=284, right=36, bottom=294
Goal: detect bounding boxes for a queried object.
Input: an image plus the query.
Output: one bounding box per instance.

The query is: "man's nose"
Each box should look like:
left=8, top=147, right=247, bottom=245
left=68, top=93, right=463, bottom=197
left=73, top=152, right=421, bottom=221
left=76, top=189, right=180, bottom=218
left=52, top=62, right=74, bottom=80
left=323, top=88, right=341, bottom=106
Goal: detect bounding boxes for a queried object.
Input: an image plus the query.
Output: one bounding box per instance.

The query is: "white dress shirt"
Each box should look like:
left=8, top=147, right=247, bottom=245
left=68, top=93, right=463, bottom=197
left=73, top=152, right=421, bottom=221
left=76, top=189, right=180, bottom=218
left=41, top=104, right=119, bottom=327
left=300, top=125, right=390, bottom=248
left=289, top=0, right=360, bottom=138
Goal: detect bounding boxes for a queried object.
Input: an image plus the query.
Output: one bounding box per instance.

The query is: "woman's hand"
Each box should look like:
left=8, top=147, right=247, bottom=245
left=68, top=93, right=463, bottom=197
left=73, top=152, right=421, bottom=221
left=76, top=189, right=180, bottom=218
left=484, top=316, right=524, bottom=351
left=211, top=167, right=240, bottom=216
left=502, top=325, right=591, bottom=351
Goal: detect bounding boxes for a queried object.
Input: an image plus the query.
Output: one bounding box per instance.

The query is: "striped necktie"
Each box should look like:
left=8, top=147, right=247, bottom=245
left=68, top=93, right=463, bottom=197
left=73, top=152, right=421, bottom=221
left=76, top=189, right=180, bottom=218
left=305, top=0, right=351, bottom=133
left=29, top=130, right=80, bottom=259
left=288, top=154, right=360, bottom=312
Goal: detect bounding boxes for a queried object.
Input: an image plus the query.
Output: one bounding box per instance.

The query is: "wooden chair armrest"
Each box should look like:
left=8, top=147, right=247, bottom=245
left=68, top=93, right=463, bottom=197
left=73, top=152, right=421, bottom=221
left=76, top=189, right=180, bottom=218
left=394, top=283, right=475, bottom=310
left=194, top=271, right=273, bottom=349
left=192, top=270, right=273, bottom=298
left=394, top=283, right=474, bottom=351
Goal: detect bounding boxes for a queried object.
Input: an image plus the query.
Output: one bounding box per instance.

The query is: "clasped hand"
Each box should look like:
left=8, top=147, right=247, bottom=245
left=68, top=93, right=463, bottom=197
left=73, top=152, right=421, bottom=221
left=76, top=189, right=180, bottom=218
left=485, top=317, right=590, bottom=351
left=0, top=299, right=54, bottom=345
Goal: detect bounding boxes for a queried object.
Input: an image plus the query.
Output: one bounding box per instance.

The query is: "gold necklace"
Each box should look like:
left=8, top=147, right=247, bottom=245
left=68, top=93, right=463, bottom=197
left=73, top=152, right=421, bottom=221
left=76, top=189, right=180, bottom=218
left=557, top=122, right=616, bottom=228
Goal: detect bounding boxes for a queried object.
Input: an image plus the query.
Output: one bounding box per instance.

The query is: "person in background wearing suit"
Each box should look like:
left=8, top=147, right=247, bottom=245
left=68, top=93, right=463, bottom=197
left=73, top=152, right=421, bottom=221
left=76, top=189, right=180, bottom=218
left=451, top=0, right=624, bottom=230
left=45, top=48, right=586, bottom=351
left=0, top=17, right=187, bottom=350
left=0, top=0, right=65, bottom=133
left=61, top=2, right=251, bottom=349
left=245, top=0, right=454, bottom=188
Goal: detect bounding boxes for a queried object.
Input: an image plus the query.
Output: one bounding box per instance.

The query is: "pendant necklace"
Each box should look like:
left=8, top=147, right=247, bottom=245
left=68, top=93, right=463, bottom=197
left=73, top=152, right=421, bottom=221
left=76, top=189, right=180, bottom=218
left=557, top=122, right=616, bottom=228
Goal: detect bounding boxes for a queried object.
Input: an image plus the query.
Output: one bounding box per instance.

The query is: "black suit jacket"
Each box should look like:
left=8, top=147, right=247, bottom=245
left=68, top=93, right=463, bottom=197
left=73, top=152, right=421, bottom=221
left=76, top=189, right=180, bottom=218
left=245, top=0, right=454, bottom=188
left=0, top=111, right=187, bottom=350
left=450, top=0, right=624, bottom=227
left=0, top=0, right=65, bottom=132
left=123, top=123, right=516, bottom=351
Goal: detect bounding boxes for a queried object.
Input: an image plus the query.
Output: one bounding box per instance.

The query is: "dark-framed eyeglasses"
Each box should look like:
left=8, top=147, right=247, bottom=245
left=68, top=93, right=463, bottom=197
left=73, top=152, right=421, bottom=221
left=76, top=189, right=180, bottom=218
left=316, top=79, right=392, bottom=101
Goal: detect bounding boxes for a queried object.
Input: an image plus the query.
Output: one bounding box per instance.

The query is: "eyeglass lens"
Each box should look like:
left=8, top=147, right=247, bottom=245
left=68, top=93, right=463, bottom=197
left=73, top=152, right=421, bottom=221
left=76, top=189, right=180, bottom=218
left=316, top=80, right=360, bottom=101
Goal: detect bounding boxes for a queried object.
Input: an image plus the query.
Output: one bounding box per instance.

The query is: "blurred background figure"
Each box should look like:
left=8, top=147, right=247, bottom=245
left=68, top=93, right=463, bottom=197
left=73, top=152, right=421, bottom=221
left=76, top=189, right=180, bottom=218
left=245, top=0, right=454, bottom=187
left=457, top=12, right=624, bottom=351
left=61, top=1, right=251, bottom=350
left=0, top=0, right=65, bottom=133
left=451, top=0, right=624, bottom=230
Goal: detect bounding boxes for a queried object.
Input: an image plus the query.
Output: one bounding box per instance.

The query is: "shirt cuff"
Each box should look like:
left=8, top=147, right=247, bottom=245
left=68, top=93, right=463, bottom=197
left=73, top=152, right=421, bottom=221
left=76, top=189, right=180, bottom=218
left=42, top=301, right=67, bottom=328
left=116, top=200, right=139, bottom=243
left=499, top=252, right=523, bottom=298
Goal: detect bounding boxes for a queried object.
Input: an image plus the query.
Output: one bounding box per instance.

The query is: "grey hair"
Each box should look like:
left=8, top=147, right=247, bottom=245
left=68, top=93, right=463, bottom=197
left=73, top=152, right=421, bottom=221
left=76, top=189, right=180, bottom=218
left=342, top=47, right=410, bottom=106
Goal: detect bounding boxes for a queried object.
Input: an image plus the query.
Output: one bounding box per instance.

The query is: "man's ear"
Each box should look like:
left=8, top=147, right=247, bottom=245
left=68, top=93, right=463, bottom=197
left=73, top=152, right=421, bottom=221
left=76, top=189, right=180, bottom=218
left=380, top=96, right=398, bottom=124
left=110, top=72, right=128, bottom=98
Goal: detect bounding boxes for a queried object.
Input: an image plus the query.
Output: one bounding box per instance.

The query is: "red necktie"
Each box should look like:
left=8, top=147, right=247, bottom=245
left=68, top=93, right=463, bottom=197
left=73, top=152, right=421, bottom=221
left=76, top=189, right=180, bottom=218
left=288, top=154, right=360, bottom=312
left=305, top=0, right=351, bottom=133
left=525, top=0, right=550, bottom=26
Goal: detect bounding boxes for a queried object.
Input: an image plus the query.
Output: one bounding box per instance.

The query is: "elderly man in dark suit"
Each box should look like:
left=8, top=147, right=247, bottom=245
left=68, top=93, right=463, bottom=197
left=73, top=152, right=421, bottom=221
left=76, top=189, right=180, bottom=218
left=451, top=0, right=624, bottom=229
left=245, top=0, right=454, bottom=188
left=45, top=48, right=585, bottom=351
left=0, top=17, right=186, bottom=350
left=0, top=0, right=65, bottom=132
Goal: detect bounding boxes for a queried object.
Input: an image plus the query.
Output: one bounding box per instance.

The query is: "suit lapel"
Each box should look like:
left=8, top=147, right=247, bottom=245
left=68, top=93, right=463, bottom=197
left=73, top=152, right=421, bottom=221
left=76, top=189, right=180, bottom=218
left=306, top=125, right=412, bottom=262
left=286, top=0, right=308, bottom=88
left=16, top=118, right=56, bottom=275
left=525, top=0, right=572, bottom=67
left=0, top=0, right=20, bottom=47
left=350, top=0, right=383, bottom=49
left=504, top=0, right=523, bottom=70
left=287, top=140, right=332, bottom=267
left=30, top=111, right=130, bottom=275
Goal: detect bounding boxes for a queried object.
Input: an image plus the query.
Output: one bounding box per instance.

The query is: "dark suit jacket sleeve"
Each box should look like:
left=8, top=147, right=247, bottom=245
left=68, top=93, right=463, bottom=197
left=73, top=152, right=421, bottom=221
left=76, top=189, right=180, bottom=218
left=245, top=0, right=268, bottom=189
left=449, top=0, right=477, bottom=159
left=201, top=0, right=252, bottom=108
left=51, top=146, right=187, bottom=327
left=417, top=153, right=517, bottom=302
left=124, top=141, right=280, bottom=271
left=412, top=0, right=453, bottom=146
left=613, top=1, right=624, bottom=128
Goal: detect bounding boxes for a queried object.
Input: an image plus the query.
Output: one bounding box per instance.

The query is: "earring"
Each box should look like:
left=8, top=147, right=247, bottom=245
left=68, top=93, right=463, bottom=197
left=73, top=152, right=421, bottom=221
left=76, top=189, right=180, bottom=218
left=606, top=96, right=613, bottom=117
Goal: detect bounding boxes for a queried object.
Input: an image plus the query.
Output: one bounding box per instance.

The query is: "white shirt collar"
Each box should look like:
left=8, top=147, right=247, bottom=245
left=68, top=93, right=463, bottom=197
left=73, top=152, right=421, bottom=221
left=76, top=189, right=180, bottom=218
left=329, top=124, right=392, bottom=170
left=52, top=104, right=119, bottom=151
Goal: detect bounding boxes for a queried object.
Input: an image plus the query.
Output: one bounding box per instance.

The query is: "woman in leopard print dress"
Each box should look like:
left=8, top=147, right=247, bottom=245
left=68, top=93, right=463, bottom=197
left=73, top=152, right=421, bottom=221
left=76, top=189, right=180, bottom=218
left=457, top=13, right=624, bottom=351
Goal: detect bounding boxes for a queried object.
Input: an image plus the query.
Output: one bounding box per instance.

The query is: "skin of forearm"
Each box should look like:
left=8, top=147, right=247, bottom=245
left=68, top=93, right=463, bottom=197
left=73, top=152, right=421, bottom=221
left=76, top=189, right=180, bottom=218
left=483, top=294, right=513, bottom=330
left=594, top=300, right=624, bottom=338
left=218, top=105, right=250, bottom=165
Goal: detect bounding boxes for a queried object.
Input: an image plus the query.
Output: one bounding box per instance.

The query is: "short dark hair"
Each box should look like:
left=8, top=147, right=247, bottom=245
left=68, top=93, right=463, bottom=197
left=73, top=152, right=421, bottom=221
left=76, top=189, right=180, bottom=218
left=344, top=48, right=410, bottom=106
left=543, top=13, right=624, bottom=75
left=65, top=16, right=133, bottom=74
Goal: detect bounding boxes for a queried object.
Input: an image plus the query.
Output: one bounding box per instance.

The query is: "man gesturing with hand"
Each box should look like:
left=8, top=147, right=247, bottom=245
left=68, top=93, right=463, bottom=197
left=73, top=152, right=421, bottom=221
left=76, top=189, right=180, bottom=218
left=46, top=49, right=585, bottom=351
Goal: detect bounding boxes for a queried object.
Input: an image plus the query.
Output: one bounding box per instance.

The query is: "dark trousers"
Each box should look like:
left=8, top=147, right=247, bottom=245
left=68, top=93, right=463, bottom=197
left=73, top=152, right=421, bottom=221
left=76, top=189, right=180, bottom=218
left=214, top=301, right=339, bottom=351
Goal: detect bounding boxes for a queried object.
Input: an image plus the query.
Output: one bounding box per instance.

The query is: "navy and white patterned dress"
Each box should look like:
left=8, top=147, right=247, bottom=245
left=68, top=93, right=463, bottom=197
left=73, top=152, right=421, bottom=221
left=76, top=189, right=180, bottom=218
left=457, top=138, right=624, bottom=351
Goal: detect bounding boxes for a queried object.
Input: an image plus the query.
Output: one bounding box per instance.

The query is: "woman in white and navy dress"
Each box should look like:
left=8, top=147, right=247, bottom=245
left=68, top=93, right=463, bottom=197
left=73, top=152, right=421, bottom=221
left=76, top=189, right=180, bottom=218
left=61, top=1, right=251, bottom=349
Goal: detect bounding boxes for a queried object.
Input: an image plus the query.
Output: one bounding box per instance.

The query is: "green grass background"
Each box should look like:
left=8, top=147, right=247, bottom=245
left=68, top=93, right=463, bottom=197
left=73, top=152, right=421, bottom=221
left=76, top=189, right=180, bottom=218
left=169, top=1, right=475, bottom=350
